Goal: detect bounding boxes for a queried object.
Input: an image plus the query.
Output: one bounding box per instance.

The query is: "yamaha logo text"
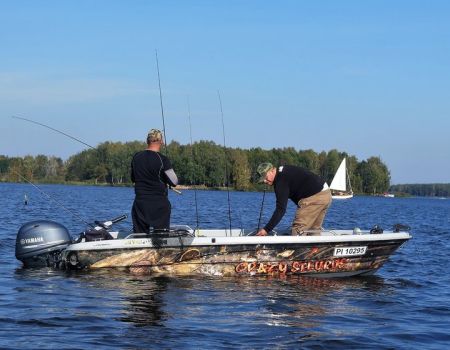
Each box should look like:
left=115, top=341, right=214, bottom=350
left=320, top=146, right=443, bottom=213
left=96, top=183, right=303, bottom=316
left=21, top=237, right=44, bottom=245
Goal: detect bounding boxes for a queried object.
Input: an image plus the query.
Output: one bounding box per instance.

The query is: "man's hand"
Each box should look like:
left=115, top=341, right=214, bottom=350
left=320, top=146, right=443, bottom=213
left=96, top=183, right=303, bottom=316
left=256, top=228, right=268, bottom=236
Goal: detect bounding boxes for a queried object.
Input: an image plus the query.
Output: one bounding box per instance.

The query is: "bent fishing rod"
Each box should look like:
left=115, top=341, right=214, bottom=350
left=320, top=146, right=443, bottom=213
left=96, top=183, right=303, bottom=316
left=12, top=115, right=181, bottom=194
left=12, top=116, right=95, bottom=150
left=12, top=115, right=108, bottom=179
left=217, top=90, right=232, bottom=235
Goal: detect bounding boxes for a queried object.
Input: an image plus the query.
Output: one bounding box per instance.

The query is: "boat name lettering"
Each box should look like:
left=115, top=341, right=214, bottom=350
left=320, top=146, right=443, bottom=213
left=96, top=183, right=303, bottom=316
left=235, top=258, right=348, bottom=275
left=124, top=239, right=167, bottom=246
left=125, top=239, right=152, bottom=245
left=21, top=237, right=44, bottom=245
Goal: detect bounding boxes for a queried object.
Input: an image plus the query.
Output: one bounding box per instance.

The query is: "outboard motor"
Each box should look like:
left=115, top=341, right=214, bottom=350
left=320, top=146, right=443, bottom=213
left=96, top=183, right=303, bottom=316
left=15, top=220, right=72, bottom=268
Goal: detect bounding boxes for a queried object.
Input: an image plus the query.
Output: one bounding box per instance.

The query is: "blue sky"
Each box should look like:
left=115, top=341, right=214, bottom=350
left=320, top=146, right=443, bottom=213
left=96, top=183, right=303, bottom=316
left=1, top=1, right=449, bottom=184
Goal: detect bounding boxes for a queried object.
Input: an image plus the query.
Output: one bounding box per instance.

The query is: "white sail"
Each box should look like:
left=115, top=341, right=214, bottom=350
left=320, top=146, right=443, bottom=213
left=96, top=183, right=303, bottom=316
left=330, top=158, right=347, bottom=192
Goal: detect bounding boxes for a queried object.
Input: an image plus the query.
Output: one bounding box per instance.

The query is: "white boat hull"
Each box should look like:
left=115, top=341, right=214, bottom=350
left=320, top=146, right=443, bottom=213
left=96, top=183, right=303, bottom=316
left=332, top=193, right=354, bottom=200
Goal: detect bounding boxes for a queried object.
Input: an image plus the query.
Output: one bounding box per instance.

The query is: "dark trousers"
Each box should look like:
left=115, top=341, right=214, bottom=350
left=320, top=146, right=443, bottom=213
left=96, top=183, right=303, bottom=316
left=132, top=196, right=171, bottom=233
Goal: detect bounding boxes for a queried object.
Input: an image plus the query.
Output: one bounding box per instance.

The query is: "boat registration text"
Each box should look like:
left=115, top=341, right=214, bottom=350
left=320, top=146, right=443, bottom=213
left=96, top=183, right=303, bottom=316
left=333, top=246, right=367, bottom=257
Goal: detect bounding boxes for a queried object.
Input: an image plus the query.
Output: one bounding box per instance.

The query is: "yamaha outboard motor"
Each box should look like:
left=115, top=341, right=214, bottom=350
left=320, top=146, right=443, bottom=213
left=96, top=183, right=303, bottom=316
left=15, top=220, right=72, bottom=268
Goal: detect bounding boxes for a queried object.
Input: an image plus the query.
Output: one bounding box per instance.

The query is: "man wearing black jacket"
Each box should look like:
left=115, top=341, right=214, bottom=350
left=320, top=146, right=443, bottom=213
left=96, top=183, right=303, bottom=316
left=131, top=129, right=178, bottom=233
left=255, top=162, right=331, bottom=236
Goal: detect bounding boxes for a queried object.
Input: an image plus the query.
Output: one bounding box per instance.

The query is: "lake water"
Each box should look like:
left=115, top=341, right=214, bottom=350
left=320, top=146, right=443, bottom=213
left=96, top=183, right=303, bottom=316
left=0, top=183, right=449, bottom=349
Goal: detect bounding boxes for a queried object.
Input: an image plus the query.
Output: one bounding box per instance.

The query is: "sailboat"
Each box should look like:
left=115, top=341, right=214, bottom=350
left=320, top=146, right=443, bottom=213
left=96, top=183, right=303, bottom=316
left=330, top=158, right=353, bottom=199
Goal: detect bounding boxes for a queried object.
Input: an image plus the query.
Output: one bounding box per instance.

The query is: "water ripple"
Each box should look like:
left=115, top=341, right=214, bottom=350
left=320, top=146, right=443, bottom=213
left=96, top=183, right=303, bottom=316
left=0, top=184, right=449, bottom=349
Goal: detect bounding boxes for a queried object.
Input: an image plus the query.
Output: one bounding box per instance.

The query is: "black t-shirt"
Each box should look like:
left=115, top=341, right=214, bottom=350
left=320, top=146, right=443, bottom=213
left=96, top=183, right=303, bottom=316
left=131, top=150, right=173, bottom=197
left=264, top=165, right=325, bottom=232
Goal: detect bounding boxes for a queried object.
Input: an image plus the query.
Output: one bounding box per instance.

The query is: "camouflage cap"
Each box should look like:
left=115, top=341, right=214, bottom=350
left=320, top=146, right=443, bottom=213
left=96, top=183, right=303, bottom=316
left=147, top=129, right=163, bottom=143
left=256, top=162, right=274, bottom=183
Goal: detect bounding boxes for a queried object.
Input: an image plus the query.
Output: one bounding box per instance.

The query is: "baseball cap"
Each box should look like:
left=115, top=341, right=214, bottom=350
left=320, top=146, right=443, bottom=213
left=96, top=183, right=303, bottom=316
left=147, top=129, right=163, bottom=143
left=256, top=162, right=274, bottom=183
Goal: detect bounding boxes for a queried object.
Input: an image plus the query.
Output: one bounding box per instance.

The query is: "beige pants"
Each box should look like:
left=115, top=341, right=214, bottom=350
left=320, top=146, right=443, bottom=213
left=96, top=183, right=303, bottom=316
left=291, top=189, right=332, bottom=235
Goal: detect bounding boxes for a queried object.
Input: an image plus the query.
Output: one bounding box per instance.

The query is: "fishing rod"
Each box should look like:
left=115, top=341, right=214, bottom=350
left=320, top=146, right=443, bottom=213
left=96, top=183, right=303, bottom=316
left=12, top=115, right=111, bottom=185
left=154, top=50, right=181, bottom=195
left=257, top=186, right=267, bottom=232
left=217, top=90, right=232, bottom=235
left=10, top=116, right=109, bottom=227
left=187, top=96, right=200, bottom=230
left=155, top=49, right=168, bottom=154
left=12, top=116, right=95, bottom=150
left=13, top=114, right=181, bottom=194
left=11, top=169, right=94, bottom=228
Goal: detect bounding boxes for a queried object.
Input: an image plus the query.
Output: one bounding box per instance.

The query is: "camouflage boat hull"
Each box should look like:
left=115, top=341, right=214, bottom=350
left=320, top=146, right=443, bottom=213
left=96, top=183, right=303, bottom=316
left=61, top=230, right=410, bottom=277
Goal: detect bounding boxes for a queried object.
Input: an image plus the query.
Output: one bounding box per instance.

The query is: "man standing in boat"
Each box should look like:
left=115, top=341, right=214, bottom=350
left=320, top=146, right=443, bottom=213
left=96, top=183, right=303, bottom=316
left=131, top=129, right=178, bottom=233
left=255, top=163, right=331, bottom=236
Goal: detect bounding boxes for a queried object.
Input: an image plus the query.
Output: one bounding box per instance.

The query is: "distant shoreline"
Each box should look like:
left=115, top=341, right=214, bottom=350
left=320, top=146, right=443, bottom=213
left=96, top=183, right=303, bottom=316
left=2, top=180, right=448, bottom=198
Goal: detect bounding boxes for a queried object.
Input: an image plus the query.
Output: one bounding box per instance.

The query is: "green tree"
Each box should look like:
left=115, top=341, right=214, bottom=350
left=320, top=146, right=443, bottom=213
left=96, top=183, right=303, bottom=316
left=229, top=148, right=251, bottom=191
left=297, top=149, right=320, bottom=173
left=357, top=157, right=390, bottom=194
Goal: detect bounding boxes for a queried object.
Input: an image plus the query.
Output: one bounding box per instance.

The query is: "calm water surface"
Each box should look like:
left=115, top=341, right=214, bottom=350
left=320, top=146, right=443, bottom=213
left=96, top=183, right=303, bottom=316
left=0, top=183, right=449, bottom=349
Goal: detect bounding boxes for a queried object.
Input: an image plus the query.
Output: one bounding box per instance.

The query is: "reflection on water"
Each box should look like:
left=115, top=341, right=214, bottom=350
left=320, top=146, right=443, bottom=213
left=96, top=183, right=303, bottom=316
left=118, top=277, right=169, bottom=327
left=2, top=184, right=450, bottom=349
left=13, top=266, right=390, bottom=333
left=78, top=271, right=172, bottom=327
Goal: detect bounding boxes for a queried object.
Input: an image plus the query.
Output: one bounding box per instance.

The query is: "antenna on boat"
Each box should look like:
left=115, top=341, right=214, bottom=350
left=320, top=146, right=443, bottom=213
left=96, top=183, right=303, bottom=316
left=187, top=96, right=200, bottom=230
left=217, top=90, right=232, bottom=235
left=11, top=169, right=94, bottom=228
left=257, top=187, right=267, bottom=232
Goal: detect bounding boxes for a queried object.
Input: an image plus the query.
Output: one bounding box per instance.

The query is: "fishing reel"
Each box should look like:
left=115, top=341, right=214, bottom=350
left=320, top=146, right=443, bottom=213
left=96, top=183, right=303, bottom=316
left=75, top=214, right=128, bottom=243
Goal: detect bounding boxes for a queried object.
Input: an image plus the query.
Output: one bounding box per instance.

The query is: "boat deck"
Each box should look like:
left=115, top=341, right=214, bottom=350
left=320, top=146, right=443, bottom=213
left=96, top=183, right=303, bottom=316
left=102, top=226, right=411, bottom=247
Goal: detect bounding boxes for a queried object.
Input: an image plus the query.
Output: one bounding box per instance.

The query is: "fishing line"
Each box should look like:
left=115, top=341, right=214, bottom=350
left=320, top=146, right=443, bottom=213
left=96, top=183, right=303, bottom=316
left=11, top=116, right=120, bottom=225
left=217, top=90, right=232, bottom=236
left=11, top=169, right=94, bottom=228
left=187, top=96, right=200, bottom=230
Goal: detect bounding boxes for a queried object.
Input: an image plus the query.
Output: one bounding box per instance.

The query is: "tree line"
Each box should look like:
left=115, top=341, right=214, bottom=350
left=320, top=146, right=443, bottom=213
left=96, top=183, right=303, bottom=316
left=1, top=140, right=392, bottom=194
left=390, top=183, right=450, bottom=197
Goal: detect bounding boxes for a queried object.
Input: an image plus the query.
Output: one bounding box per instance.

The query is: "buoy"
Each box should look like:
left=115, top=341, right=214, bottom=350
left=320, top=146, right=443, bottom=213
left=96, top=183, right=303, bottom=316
left=24, top=194, right=28, bottom=205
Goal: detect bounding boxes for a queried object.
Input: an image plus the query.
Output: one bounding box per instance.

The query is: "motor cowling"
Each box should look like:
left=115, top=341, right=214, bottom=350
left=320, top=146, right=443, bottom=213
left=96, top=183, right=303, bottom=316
left=15, top=220, right=72, bottom=268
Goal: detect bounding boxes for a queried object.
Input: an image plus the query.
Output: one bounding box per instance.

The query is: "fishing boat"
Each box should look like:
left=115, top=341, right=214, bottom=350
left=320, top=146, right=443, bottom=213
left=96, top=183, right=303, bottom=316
left=330, top=158, right=354, bottom=199
left=15, top=215, right=411, bottom=278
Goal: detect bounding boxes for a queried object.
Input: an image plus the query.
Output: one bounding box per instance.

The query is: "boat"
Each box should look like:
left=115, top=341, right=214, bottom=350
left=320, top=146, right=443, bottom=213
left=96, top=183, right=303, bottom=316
left=15, top=215, right=411, bottom=278
left=329, top=158, right=354, bottom=199
left=383, top=193, right=395, bottom=198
